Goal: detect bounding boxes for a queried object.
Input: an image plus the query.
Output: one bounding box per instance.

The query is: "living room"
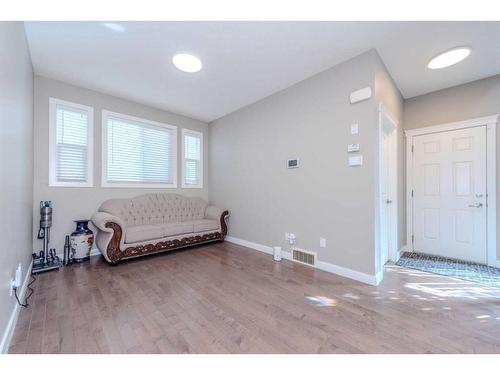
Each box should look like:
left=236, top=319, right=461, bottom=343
left=1, top=0, right=500, bottom=372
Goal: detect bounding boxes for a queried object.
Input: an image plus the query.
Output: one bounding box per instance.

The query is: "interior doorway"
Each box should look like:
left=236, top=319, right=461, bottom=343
left=378, top=104, right=398, bottom=271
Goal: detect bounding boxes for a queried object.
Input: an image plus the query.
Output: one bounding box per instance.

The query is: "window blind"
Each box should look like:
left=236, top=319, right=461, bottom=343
left=105, top=115, right=175, bottom=185
left=183, top=132, right=202, bottom=186
left=55, top=105, right=89, bottom=182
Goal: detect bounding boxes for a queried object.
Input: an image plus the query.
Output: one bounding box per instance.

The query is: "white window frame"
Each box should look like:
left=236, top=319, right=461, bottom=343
left=181, top=128, right=204, bottom=189
left=49, top=97, right=94, bottom=187
left=101, top=110, right=178, bottom=188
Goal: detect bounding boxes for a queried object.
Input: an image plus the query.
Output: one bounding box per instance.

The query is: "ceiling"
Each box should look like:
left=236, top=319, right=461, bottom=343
left=24, top=21, right=500, bottom=122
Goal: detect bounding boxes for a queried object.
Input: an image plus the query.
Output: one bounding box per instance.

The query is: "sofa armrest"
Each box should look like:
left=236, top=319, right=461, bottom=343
left=91, top=211, right=126, bottom=232
left=205, top=205, right=229, bottom=236
left=91, top=212, right=126, bottom=263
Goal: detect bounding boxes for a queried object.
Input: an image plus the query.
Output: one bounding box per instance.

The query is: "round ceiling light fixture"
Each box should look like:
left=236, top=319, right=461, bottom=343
left=102, top=23, right=126, bottom=33
left=172, top=53, right=202, bottom=73
left=427, top=47, right=471, bottom=70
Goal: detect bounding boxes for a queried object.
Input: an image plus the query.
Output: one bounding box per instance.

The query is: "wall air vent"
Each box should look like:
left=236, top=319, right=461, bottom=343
left=292, top=248, right=316, bottom=266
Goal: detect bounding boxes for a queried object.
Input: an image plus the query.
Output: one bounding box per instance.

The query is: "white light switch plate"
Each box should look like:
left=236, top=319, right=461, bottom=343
left=350, top=123, right=359, bottom=135
left=347, top=143, right=360, bottom=153
left=349, top=155, right=363, bottom=167
left=319, top=238, right=326, bottom=248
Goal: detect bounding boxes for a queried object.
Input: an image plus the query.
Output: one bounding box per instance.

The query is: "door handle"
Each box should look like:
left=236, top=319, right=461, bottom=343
left=468, top=203, right=483, bottom=208
left=386, top=200, right=392, bottom=204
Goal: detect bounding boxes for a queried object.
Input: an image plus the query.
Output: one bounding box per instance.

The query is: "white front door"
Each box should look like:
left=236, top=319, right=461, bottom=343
left=412, top=126, right=487, bottom=263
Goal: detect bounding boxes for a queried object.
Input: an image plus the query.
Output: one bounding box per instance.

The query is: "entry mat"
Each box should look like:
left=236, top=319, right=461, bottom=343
left=396, top=252, right=500, bottom=288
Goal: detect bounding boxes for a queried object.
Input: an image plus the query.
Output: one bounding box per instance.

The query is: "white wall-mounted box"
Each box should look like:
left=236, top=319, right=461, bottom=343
left=347, top=143, right=360, bottom=153
left=350, top=87, right=372, bottom=104
left=349, top=155, right=363, bottom=167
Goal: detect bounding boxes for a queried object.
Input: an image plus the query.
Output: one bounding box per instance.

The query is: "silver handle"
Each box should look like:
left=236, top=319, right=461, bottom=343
left=468, top=203, right=483, bottom=208
left=386, top=200, right=392, bottom=204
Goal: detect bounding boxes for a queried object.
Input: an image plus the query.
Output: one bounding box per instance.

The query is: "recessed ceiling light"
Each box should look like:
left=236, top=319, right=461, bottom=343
left=172, top=53, right=202, bottom=73
left=102, top=23, right=126, bottom=33
left=427, top=47, right=471, bottom=70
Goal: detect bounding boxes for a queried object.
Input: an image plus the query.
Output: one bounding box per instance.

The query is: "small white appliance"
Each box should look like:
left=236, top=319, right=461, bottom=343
left=273, top=246, right=282, bottom=261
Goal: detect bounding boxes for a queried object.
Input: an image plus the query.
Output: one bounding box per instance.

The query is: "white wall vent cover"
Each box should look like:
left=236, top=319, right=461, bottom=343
left=291, top=248, right=316, bottom=266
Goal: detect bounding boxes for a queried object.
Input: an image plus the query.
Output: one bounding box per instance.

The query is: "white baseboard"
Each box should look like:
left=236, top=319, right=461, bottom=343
left=225, top=236, right=381, bottom=286
left=315, top=260, right=382, bottom=286
left=0, top=260, right=33, bottom=354
left=225, top=236, right=291, bottom=259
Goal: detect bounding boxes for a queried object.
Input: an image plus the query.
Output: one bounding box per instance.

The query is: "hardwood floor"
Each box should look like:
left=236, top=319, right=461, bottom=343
left=9, top=241, right=500, bottom=353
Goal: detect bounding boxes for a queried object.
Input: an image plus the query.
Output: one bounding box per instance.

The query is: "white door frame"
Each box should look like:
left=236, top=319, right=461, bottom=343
left=377, top=103, right=399, bottom=275
left=405, top=114, right=499, bottom=268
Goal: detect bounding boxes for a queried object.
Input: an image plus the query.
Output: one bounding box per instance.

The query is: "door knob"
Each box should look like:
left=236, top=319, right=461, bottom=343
left=468, top=203, right=483, bottom=208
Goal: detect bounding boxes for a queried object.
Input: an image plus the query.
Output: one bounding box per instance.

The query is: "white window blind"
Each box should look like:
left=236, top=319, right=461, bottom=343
left=103, top=111, right=177, bottom=187
left=49, top=98, right=93, bottom=187
left=182, top=129, right=203, bottom=188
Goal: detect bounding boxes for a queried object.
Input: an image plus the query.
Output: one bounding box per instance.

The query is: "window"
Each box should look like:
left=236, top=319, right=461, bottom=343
left=49, top=98, right=93, bottom=187
left=182, top=129, right=203, bottom=188
left=102, top=110, right=177, bottom=188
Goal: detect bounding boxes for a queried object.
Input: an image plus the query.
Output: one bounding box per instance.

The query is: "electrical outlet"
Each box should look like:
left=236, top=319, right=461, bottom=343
left=10, top=264, right=22, bottom=296
left=319, top=238, right=327, bottom=248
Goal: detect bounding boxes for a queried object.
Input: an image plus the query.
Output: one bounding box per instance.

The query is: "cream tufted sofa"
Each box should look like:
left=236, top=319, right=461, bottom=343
left=91, top=193, right=229, bottom=264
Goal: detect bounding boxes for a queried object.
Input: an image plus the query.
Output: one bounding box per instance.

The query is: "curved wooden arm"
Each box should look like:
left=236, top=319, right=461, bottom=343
left=104, top=222, right=123, bottom=264
left=220, top=210, right=229, bottom=237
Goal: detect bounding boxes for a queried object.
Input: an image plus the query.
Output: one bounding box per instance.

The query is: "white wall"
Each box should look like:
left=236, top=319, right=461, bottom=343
left=33, top=76, right=209, bottom=253
left=209, top=50, right=382, bottom=275
left=0, top=22, right=33, bottom=352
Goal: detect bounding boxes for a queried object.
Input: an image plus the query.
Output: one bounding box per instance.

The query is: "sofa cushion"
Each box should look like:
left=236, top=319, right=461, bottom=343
left=162, top=222, right=194, bottom=237
left=125, top=224, right=165, bottom=244
left=186, top=219, right=220, bottom=233
left=125, top=222, right=195, bottom=244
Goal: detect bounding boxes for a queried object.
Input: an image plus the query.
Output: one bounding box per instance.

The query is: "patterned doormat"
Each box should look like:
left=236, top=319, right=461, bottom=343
left=396, top=252, right=500, bottom=288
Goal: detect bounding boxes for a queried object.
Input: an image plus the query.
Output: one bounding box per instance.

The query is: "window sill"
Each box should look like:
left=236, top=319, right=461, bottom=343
left=101, top=182, right=178, bottom=189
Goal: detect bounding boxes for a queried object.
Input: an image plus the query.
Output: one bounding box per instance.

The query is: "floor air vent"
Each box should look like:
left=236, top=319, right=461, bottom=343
left=292, top=248, right=316, bottom=266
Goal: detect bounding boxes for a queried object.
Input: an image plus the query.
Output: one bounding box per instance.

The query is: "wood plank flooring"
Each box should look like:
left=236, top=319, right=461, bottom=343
left=9, top=241, right=500, bottom=353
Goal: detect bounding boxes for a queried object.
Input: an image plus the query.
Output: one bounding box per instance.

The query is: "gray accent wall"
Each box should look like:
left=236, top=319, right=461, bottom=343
left=209, top=50, right=383, bottom=275
left=0, top=22, right=33, bottom=352
left=33, top=76, right=209, bottom=254
left=403, top=75, right=500, bottom=259
left=404, top=74, right=500, bottom=130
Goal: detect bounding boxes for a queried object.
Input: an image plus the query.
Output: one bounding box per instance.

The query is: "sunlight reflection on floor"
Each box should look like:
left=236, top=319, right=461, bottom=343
left=386, top=264, right=500, bottom=299
left=304, top=294, right=337, bottom=307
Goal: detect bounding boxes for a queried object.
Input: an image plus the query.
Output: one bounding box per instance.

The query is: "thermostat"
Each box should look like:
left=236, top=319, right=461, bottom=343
left=287, top=158, right=300, bottom=169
